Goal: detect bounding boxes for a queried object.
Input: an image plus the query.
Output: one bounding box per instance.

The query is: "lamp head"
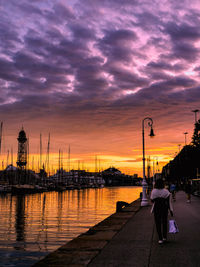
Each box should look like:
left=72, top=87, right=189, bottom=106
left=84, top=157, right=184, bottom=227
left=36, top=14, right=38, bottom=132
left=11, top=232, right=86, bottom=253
left=149, top=127, right=155, bottom=137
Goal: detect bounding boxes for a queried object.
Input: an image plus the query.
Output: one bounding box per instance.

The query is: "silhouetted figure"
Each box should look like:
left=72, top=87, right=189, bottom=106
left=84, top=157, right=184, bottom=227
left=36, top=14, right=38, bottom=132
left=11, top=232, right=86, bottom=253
left=164, top=182, right=169, bottom=190
left=185, top=180, right=192, bottom=203
left=151, top=179, right=173, bottom=244
left=170, top=182, right=176, bottom=201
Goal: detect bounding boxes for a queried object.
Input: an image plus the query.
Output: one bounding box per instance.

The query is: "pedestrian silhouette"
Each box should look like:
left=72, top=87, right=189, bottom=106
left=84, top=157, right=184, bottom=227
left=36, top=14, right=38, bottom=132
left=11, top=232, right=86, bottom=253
left=185, top=180, right=192, bottom=203
left=151, top=179, right=173, bottom=244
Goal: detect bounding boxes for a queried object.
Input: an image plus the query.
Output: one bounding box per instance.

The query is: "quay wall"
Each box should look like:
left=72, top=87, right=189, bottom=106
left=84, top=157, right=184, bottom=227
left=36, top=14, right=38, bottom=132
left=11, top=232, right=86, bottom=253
left=33, top=198, right=141, bottom=267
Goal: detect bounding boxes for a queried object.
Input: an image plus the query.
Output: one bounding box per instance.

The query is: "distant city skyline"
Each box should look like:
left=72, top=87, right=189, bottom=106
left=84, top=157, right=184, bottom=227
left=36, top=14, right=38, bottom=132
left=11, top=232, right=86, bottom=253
left=0, top=0, right=200, bottom=175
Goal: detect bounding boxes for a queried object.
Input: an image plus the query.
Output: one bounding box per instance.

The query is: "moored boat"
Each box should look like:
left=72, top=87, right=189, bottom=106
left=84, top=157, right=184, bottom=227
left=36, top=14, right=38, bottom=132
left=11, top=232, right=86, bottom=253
left=11, top=184, right=36, bottom=194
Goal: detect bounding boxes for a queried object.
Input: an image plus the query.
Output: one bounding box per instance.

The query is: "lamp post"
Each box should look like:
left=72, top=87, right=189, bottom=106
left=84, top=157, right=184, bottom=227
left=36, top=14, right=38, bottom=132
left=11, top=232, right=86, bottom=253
left=183, top=132, right=188, bottom=146
left=178, top=144, right=181, bottom=153
left=141, top=117, right=155, bottom=207
left=192, top=109, right=199, bottom=123
left=153, top=156, right=158, bottom=187
left=153, top=156, right=159, bottom=173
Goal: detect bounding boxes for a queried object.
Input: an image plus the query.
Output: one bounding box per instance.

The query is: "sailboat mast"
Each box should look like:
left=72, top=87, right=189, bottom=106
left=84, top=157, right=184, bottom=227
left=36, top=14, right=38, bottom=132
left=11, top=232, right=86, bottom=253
left=11, top=147, right=13, bottom=166
left=0, top=122, right=3, bottom=154
left=32, top=156, right=34, bottom=172
left=46, top=133, right=50, bottom=174
left=68, top=145, right=70, bottom=172
left=78, top=160, right=80, bottom=170
left=58, top=149, right=61, bottom=182
left=7, top=149, right=9, bottom=167
left=27, top=137, right=29, bottom=170
left=61, top=150, right=63, bottom=170
left=48, top=133, right=50, bottom=174
left=95, top=155, right=97, bottom=173
left=40, top=133, right=42, bottom=170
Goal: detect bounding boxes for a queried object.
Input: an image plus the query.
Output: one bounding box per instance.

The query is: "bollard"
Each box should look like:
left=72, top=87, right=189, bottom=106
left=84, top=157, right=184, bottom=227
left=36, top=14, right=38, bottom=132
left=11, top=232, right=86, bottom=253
left=116, top=201, right=130, bottom=212
left=140, top=192, right=143, bottom=200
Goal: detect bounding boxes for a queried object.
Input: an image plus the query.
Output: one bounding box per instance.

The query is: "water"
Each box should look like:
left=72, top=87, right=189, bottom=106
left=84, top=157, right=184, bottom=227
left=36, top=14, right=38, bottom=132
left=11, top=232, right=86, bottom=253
left=0, top=186, right=142, bottom=267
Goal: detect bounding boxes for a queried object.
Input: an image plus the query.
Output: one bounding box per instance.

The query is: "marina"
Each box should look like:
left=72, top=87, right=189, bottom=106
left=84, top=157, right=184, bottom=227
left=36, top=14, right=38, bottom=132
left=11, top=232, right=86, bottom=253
left=0, top=127, right=142, bottom=195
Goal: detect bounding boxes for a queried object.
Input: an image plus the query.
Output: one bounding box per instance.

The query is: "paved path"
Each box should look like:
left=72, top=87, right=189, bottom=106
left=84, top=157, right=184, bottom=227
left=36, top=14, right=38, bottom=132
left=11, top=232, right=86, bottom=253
left=89, top=191, right=200, bottom=267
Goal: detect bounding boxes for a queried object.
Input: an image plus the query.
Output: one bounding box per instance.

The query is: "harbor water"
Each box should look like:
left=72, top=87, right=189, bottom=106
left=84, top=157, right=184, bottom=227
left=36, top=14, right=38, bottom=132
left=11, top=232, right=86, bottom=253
left=0, top=186, right=142, bottom=267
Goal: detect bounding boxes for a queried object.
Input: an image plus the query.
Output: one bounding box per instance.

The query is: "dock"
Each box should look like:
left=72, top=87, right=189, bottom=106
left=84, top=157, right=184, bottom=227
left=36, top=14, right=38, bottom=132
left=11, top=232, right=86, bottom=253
left=33, top=191, right=200, bottom=266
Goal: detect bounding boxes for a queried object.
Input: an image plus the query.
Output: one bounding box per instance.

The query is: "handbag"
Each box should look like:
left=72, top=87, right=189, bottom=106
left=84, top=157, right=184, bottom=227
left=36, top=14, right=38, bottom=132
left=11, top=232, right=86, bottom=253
left=169, top=219, right=179, bottom=233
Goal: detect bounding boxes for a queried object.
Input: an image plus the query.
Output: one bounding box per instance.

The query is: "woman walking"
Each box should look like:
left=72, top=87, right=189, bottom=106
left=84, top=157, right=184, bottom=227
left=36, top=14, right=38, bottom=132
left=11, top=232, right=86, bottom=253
left=151, top=179, right=173, bottom=244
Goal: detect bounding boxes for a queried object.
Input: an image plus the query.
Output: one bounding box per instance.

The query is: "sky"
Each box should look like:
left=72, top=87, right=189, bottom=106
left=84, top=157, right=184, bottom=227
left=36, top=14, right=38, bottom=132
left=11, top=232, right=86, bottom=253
left=0, top=0, right=200, bottom=175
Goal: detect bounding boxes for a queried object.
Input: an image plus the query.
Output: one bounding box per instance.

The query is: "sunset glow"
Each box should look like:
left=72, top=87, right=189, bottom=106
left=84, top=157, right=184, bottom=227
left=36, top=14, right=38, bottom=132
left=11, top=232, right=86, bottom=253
left=0, top=0, right=200, bottom=176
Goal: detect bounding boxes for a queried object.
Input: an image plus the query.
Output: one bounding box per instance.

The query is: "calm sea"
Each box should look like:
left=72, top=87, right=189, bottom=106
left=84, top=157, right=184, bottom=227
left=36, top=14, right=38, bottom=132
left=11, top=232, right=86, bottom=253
left=0, top=186, right=142, bottom=267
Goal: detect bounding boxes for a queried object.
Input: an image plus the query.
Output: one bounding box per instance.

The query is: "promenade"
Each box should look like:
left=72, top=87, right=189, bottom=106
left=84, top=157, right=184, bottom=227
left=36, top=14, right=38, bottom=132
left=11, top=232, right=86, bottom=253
left=34, top=191, right=200, bottom=267
left=89, top=191, right=200, bottom=267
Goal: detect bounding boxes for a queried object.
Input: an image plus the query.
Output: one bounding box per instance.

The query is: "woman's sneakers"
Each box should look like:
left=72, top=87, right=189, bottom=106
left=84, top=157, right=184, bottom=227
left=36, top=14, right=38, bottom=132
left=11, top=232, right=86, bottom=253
left=158, top=238, right=166, bottom=244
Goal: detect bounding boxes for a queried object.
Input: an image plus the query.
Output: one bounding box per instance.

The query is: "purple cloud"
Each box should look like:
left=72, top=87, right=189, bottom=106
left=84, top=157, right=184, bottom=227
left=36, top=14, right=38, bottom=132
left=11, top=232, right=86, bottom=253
left=0, top=0, right=200, bottom=159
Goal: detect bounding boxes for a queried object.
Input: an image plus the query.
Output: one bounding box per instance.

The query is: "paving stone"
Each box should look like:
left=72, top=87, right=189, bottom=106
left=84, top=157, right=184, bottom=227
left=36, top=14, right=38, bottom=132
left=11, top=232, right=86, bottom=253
left=123, top=206, right=140, bottom=212
left=34, top=250, right=99, bottom=266
left=94, top=217, right=128, bottom=227
left=130, top=199, right=141, bottom=206
left=91, top=223, right=123, bottom=231
left=110, top=212, right=135, bottom=219
left=79, top=230, right=117, bottom=241
left=59, top=239, right=107, bottom=251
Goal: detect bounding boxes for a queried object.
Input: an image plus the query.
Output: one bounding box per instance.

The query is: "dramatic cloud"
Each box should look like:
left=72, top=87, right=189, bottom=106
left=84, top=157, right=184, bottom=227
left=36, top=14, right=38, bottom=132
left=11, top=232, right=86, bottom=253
left=0, top=0, right=200, bottom=174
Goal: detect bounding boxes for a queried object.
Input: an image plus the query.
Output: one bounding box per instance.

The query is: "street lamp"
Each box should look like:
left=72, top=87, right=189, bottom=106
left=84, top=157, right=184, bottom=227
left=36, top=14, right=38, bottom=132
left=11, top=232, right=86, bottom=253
left=153, top=156, right=159, bottom=173
left=141, top=117, right=155, bottom=207
left=178, top=144, right=181, bottom=153
left=183, top=132, right=188, bottom=146
left=192, top=109, right=199, bottom=123
left=153, top=156, right=158, bottom=187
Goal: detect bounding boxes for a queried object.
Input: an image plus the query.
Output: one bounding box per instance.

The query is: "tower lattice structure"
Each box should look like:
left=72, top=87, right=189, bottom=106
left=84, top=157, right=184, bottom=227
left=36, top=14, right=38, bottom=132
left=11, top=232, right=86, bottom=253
left=17, top=128, right=27, bottom=169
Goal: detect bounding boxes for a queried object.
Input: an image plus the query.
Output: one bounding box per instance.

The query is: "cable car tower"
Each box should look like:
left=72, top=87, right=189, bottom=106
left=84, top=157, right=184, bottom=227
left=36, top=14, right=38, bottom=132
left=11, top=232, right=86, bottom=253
left=16, top=127, right=27, bottom=169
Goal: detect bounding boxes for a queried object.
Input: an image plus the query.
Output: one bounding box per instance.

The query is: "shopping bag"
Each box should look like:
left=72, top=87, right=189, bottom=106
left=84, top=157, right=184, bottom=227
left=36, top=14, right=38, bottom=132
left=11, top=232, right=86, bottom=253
left=169, top=219, right=179, bottom=233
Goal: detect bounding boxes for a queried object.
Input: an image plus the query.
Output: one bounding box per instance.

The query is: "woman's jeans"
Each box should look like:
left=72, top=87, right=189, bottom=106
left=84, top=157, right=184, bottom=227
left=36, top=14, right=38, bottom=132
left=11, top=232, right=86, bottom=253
left=154, top=209, right=168, bottom=240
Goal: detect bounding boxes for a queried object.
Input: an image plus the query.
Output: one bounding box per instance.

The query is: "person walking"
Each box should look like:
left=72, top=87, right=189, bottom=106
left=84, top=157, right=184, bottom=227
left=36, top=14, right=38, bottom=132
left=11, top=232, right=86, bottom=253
left=185, top=180, right=192, bottom=203
left=170, top=182, right=176, bottom=201
left=151, top=179, right=173, bottom=244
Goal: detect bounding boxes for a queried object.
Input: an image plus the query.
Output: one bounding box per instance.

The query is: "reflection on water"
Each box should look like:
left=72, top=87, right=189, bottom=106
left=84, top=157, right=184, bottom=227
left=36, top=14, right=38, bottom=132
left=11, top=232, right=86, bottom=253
left=15, top=196, right=25, bottom=243
left=0, top=186, right=141, bottom=266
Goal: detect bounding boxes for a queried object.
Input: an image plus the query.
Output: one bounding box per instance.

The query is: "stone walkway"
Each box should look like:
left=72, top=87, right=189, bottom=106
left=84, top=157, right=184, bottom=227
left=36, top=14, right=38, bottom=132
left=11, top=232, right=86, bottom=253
left=89, top=191, right=200, bottom=267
